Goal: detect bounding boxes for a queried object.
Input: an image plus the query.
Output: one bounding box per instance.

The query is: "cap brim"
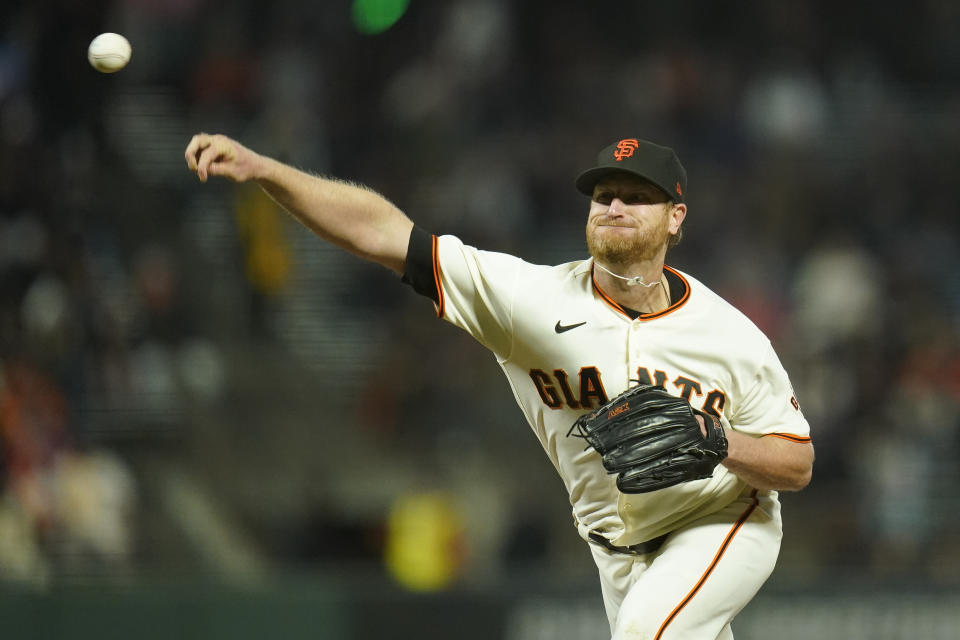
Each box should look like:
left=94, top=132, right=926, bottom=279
left=575, top=167, right=666, bottom=198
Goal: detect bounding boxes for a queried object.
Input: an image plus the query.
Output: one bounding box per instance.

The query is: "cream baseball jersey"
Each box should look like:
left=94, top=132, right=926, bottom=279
left=403, top=228, right=811, bottom=547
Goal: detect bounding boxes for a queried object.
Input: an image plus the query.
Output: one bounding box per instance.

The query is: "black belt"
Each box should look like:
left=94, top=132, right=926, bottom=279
left=589, top=531, right=669, bottom=556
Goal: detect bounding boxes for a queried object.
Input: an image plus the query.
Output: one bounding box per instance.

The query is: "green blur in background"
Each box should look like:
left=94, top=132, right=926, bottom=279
left=353, top=0, right=411, bottom=35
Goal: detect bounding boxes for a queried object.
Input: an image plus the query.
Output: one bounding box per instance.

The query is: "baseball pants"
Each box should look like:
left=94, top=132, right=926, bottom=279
left=589, top=488, right=782, bottom=640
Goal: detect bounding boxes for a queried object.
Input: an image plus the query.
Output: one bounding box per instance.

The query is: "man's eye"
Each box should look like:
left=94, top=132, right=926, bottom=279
left=594, top=193, right=612, bottom=204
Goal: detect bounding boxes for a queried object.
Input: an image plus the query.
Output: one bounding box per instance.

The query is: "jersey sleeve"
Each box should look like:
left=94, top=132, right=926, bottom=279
left=729, top=342, right=811, bottom=442
left=402, top=228, right=521, bottom=359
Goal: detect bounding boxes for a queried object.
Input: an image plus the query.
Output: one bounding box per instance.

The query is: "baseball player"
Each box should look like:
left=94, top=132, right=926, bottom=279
left=185, top=133, right=814, bottom=639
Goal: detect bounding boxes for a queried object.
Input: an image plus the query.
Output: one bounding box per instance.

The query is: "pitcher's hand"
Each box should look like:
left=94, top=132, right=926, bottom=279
left=185, top=133, right=261, bottom=183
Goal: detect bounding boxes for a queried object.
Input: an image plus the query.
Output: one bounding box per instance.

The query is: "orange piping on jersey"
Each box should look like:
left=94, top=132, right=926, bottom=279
left=764, top=433, right=812, bottom=443
left=431, top=234, right=445, bottom=318
left=591, top=265, right=690, bottom=321
left=643, top=266, right=690, bottom=320
left=654, top=489, right=759, bottom=640
left=592, top=275, right=629, bottom=315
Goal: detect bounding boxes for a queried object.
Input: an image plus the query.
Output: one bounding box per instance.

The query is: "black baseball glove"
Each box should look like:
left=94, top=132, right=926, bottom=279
left=567, top=383, right=728, bottom=493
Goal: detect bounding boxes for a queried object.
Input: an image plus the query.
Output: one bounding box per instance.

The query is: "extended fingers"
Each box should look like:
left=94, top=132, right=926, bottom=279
left=184, top=133, right=211, bottom=171
left=195, top=144, right=220, bottom=182
left=185, top=133, right=236, bottom=182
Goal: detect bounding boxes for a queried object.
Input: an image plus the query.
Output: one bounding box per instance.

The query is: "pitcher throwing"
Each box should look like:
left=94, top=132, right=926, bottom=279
left=186, top=133, right=814, bottom=639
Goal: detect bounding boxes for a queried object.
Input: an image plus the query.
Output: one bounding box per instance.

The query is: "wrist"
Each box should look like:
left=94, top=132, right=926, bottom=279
left=254, top=153, right=279, bottom=183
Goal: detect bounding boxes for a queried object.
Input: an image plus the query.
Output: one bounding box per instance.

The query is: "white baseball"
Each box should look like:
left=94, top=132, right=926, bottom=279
left=88, top=33, right=132, bottom=73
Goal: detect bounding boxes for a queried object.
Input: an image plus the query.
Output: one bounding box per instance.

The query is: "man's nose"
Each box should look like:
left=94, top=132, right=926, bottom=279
left=607, top=198, right=626, bottom=214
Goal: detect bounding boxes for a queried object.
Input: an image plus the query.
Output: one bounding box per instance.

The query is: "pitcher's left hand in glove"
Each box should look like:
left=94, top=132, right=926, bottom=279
left=568, top=383, right=729, bottom=493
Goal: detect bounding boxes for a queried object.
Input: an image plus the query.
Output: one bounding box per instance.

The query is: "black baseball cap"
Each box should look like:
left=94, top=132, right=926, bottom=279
left=575, top=138, right=687, bottom=203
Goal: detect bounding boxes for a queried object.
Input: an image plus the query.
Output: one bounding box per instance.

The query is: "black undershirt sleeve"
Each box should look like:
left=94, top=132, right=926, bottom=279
left=400, top=225, right=439, bottom=304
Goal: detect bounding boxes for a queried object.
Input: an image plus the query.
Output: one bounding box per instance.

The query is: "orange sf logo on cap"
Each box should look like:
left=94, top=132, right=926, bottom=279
left=613, top=139, right=639, bottom=161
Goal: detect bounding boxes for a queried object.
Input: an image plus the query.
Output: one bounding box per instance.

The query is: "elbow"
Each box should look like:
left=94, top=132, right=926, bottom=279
left=774, top=470, right=811, bottom=493
left=789, top=466, right=813, bottom=491
left=784, top=444, right=816, bottom=491
left=785, top=449, right=815, bottom=491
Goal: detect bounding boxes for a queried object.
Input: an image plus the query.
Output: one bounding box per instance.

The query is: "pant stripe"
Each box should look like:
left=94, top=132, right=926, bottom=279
left=654, top=490, right=760, bottom=639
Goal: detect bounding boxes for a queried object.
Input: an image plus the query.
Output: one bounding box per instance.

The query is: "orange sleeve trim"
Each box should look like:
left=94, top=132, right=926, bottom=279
left=431, top=234, right=445, bottom=318
left=764, top=433, right=812, bottom=443
left=655, top=490, right=759, bottom=639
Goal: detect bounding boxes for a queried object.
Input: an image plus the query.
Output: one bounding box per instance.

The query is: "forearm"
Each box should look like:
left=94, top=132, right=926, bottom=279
left=722, top=429, right=814, bottom=491
left=186, top=133, right=414, bottom=274
left=256, top=156, right=413, bottom=273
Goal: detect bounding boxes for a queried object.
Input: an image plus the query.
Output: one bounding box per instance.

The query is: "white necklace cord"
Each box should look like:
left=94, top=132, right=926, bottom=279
left=594, top=262, right=661, bottom=288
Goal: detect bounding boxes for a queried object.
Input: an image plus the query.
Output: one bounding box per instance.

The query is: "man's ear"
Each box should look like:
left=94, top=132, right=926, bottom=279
left=669, top=203, right=687, bottom=235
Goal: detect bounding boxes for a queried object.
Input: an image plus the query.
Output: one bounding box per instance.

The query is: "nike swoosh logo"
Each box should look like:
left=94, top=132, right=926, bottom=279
left=555, top=320, right=587, bottom=334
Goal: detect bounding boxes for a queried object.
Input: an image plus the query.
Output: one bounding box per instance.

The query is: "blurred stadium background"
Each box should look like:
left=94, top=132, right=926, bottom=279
left=2, top=1, right=960, bottom=638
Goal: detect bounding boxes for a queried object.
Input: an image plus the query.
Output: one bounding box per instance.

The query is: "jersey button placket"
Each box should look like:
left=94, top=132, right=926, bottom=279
left=627, top=320, right=644, bottom=378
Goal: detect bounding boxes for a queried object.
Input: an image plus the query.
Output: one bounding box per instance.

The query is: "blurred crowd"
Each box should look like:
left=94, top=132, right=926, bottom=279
left=2, top=0, right=960, bottom=592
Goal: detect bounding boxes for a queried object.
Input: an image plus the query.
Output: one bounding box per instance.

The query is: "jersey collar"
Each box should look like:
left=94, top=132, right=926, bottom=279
left=590, top=262, right=690, bottom=321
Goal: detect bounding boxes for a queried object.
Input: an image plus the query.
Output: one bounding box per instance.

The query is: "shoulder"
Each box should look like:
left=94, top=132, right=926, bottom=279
left=437, top=234, right=589, bottom=282
left=672, top=268, right=773, bottom=345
